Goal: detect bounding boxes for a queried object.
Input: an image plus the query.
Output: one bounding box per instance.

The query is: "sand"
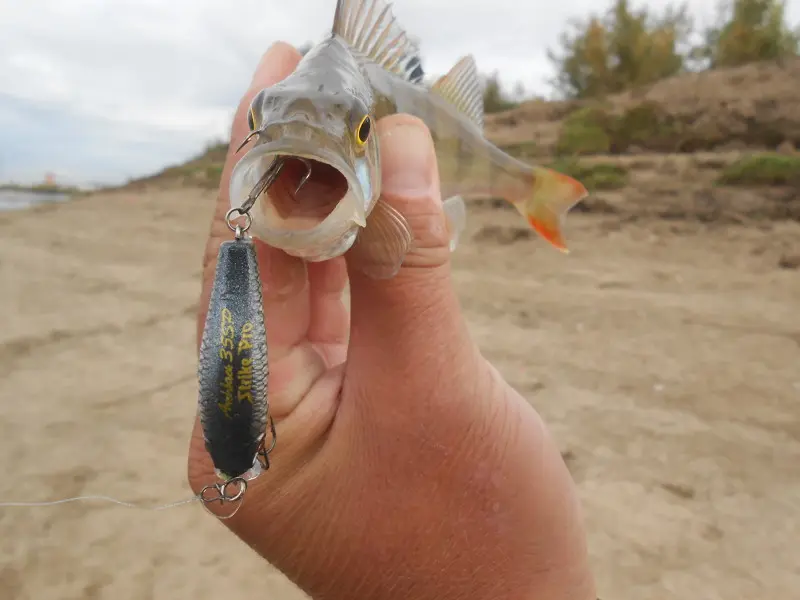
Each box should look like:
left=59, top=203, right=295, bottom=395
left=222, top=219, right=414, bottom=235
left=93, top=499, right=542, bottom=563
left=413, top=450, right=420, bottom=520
left=0, top=187, right=798, bottom=600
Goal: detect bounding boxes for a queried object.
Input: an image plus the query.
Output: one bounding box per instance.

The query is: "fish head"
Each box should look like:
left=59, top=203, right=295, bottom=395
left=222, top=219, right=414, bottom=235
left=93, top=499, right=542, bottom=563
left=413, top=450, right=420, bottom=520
left=229, top=56, right=381, bottom=261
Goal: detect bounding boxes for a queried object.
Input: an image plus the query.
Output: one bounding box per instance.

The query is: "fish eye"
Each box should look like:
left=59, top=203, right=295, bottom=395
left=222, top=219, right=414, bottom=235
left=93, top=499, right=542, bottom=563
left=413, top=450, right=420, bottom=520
left=356, top=115, right=372, bottom=146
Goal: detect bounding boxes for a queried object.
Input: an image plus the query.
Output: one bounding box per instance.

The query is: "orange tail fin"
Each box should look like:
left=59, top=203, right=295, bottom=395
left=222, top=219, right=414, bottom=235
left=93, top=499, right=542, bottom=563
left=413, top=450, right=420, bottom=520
left=514, top=166, right=588, bottom=253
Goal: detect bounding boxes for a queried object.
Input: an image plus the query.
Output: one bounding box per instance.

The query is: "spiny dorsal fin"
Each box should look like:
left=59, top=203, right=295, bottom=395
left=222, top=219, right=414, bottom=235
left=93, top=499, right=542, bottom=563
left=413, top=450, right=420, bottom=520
left=431, top=55, right=484, bottom=130
left=332, top=0, right=423, bottom=83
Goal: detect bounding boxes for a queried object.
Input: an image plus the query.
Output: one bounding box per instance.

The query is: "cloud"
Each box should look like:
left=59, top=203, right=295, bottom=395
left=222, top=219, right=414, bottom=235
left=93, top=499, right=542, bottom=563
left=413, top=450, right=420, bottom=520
left=0, top=0, right=797, bottom=186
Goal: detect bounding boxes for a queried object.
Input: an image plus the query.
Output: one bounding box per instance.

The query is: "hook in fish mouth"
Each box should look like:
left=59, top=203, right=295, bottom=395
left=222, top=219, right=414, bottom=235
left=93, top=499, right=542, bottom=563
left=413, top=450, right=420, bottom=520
left=230, top=139, right=368, bottom=241
left=240, top=156, right=313, bottom=214
left=235, top=130, right=261, bottom=154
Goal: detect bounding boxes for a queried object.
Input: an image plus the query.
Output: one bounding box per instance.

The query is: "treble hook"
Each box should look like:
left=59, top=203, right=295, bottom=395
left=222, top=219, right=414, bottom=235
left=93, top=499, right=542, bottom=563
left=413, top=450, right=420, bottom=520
left=240, top=157, right=287, bottom=214
left=235, top=130, right=260, bottom=154
left=294, top=158, right=313, bottom=196
left=239, top=155, right=314, bottom=215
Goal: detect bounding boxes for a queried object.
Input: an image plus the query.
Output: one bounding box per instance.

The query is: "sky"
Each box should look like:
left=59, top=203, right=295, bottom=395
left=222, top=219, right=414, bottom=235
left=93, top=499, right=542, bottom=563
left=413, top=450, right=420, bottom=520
left=1, top=0, right=798, bottom=187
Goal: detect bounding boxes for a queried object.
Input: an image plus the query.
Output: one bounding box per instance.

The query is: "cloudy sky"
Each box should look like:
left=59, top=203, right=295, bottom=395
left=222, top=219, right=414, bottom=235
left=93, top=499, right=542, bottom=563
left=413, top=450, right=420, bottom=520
left=1, top=0, right=798, bottom=187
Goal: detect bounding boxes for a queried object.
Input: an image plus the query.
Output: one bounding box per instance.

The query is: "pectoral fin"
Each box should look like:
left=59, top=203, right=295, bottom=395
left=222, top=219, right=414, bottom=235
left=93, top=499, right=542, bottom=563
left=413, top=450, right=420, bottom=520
left=347, top=198, right=413, bottom=279
left=443, top=195, right=467, bottom=252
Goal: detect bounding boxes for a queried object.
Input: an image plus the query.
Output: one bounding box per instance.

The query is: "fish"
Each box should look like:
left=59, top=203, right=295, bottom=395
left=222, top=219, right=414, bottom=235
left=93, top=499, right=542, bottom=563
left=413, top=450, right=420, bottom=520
left=229, top=0, right=589, bottom=279
left=197, top=234, right=271, bottom=482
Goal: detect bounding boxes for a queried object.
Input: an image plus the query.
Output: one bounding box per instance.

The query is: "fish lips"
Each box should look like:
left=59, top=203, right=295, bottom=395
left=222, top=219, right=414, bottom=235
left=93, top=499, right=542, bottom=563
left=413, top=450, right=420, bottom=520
left=228, top=137, right=369, bottom=261
left=230, top=137, right=367, bottom=225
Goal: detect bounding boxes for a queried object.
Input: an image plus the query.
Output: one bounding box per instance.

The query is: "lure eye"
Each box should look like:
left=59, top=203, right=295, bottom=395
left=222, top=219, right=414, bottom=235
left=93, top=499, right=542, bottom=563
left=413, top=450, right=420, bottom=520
left=356, top=115, right=372, bottom=146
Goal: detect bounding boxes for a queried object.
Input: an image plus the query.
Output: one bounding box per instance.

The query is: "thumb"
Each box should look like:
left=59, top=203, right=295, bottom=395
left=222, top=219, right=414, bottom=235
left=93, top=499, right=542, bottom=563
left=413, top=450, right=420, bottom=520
left=346, top=114, right=473, bottom=367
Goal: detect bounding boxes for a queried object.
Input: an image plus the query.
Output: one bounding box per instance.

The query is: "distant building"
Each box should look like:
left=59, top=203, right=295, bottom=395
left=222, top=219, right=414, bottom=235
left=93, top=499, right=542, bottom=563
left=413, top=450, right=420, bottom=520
left=44, top=172, right=56, bottom=186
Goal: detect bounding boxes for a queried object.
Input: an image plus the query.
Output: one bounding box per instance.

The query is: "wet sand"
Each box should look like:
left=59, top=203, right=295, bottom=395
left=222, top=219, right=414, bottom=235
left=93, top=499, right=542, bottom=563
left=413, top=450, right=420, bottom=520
left=0, top=188, right=798, bottom=599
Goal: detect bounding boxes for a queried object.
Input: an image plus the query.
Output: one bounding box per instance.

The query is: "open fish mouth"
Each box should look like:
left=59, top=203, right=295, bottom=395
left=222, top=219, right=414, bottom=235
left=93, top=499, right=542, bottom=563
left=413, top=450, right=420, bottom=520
left=252, top=155, right=349, bottom=231
left=229, top=139, right=367, bottom=241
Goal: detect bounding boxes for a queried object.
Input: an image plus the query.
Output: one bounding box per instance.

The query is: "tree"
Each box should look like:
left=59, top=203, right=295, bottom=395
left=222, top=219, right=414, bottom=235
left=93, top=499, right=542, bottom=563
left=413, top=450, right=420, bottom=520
left=696, top=0, right=799, bottom=68
left=482, top=72, right=517, bottom=113
left=547, top=0, right=694, bottom=98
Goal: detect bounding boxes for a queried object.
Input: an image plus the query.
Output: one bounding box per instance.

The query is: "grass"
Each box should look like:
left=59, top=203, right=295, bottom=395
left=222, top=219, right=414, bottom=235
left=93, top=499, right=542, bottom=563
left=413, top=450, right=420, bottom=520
left=0, top=183, right=82, bottom=194
left=717, top=153, right=800, bottom=186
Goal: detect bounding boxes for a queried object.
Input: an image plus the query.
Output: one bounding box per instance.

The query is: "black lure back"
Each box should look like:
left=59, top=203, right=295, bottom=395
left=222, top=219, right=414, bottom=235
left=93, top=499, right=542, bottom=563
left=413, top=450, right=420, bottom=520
left=197, top=237, right=269, bottom=480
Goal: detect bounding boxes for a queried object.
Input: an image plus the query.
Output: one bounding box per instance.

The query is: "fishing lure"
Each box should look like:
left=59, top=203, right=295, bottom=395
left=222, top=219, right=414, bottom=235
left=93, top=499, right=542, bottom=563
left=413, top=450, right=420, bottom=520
left=0, top=205, right=275, bottom=520
left=194, top=205, right=276, bottom=515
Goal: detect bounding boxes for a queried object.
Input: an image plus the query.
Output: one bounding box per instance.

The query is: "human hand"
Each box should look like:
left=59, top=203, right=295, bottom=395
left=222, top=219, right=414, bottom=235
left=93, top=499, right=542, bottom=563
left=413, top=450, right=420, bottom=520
left=187, top=41, right=596, bottom=600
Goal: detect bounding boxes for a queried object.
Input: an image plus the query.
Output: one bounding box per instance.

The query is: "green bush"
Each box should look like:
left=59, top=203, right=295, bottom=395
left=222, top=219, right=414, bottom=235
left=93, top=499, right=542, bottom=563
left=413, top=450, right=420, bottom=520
left=556, top=107, right=614, bottom=155
left=615, top=101, right=683, bottom=152
left=717, top=152, right=800, bottom=185
left=555, top=100, right=690, bottom=155
left=550, top=158, right=629, bottom=190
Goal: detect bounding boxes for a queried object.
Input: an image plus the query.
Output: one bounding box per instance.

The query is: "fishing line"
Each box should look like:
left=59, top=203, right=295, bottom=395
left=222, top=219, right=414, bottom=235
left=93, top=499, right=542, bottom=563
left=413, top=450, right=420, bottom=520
left=0, top=139, right=277, bottom=524
left=0, top=474, right=252, bottom=520
left=0, top=495, right=199, bottom=511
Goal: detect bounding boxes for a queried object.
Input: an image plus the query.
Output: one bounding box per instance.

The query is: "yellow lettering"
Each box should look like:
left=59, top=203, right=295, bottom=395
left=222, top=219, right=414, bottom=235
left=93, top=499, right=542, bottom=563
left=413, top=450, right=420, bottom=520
left=237, top=321, right=255, bottom=354
left=218, top=364, right=235, bottom=418
left=236, top=361, right=254, bottom=404
left=218, top=306, right=236, bottom=363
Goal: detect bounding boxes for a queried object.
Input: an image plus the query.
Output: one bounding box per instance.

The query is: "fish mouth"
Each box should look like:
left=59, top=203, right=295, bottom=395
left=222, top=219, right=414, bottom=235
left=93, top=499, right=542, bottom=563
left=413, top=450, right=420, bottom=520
left=229, top=138, right=367, bottom=258
left=265, top=156, right=349, bottom=229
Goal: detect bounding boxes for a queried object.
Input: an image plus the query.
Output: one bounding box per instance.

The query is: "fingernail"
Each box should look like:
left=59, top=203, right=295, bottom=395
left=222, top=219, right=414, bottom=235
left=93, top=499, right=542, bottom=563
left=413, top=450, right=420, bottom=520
left=382, top=123, right=438, bottom=199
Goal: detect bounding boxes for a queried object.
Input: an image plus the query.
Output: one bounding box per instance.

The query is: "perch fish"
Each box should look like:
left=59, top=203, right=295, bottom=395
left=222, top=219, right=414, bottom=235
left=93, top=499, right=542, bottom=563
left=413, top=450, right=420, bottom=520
left=229, top=0, right=589, bottom=278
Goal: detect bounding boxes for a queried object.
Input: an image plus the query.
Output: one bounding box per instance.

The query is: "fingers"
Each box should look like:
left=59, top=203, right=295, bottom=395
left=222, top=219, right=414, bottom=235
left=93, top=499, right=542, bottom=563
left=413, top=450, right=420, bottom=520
left=346, top=115, right=475, bottom=380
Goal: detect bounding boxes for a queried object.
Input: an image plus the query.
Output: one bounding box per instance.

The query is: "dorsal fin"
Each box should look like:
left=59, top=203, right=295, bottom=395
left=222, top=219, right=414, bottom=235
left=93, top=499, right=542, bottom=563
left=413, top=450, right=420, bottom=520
left=431, top=55, right=485, bottom=130
left=332, top=0, right=424, bottom=83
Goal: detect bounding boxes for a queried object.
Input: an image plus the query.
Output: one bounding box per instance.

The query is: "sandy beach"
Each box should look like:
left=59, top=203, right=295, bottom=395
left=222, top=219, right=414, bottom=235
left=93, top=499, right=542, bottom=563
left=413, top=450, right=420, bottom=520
left=0, top=186, right=798, bottom=600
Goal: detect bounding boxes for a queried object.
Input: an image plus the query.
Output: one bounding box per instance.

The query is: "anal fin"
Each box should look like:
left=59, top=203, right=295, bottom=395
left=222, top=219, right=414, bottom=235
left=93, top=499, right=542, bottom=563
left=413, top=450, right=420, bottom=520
left=347, top=198, right=414, bottom=279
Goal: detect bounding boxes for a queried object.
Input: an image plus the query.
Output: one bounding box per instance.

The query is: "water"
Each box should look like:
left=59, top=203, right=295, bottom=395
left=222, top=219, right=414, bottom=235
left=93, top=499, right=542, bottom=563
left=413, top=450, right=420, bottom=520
left=0, top=189, right=72, bottom=212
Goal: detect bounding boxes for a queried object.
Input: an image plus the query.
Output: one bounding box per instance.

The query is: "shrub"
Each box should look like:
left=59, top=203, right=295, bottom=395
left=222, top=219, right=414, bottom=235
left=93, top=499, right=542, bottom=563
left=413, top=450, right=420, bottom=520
left=717, top=152, right=800, bottom=185
left=556, top=107, right=614, bottom=155
left=550, top=158, right=629, bottom=190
